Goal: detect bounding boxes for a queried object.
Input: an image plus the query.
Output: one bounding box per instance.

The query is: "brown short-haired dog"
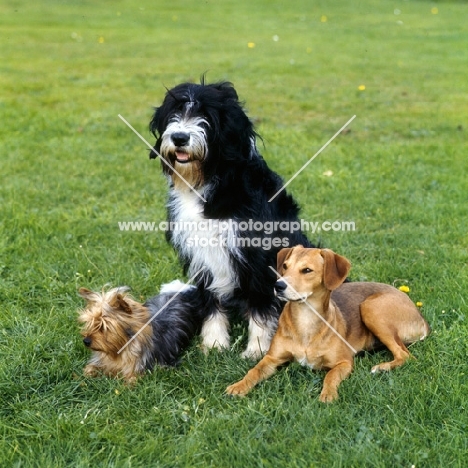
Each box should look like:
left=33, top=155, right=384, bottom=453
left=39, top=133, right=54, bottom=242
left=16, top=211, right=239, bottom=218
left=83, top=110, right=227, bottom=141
left=226, top=246, right=430, bottom=402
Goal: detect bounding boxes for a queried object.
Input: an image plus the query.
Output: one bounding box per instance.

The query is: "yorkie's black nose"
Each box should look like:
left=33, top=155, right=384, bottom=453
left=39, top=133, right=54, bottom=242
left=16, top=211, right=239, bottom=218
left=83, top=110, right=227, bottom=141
left=171, top=132, right=190, bottom=147
left=83, top=337, right=92, bottom=347
left=274, top=280, right=287, bottom=292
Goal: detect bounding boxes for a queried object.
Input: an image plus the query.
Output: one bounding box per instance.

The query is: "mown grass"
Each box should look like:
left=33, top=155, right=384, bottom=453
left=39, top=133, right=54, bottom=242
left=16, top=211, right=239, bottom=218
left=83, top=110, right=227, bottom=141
left=1, top=0, right=467, bottom=466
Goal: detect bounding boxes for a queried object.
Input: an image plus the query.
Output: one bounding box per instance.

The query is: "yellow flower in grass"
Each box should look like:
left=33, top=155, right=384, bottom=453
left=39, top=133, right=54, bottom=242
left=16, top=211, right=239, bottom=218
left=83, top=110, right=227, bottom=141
left=399, top=285, right=410, bottom=293
left=358, top=84, right=366, bottom=91
left=416, top=302, right=423, bottom=307
left=247, top=42, right=255, bottom=49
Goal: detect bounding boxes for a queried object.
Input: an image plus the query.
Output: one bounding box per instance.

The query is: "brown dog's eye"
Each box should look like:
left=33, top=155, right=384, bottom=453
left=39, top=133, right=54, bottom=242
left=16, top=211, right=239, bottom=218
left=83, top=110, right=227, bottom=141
left=282, top=263, right=288, bottom=271
left=301, top=268, right=312, bottom=274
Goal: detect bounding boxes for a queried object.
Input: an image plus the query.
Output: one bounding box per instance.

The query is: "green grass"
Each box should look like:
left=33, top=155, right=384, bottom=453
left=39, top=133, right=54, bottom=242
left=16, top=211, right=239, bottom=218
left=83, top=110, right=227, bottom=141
left=1, top=0, right=467, bottom=466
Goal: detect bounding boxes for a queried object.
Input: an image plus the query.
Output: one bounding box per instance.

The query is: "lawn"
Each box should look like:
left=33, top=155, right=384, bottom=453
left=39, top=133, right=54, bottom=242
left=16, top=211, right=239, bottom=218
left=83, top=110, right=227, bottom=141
left=1, top=0, right=467, bottom=466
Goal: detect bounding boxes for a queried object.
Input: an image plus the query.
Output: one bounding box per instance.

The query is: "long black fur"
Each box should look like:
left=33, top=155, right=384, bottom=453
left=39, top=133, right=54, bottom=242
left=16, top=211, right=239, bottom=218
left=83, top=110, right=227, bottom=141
left=149, top=79, right=314, bottom=350
left=144, top=287, right=205, bottom=367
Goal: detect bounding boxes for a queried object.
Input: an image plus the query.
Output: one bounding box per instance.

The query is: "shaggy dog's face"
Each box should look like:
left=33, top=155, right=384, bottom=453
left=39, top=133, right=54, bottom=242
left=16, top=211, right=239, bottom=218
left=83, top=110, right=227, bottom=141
left=159, top=112, right=208, bottom=166
left=149, top=81, right=257, bottom=189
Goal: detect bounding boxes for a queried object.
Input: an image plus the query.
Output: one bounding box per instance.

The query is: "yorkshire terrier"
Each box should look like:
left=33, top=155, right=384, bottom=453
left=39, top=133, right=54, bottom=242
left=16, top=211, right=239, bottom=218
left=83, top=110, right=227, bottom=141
left=78, top=281, right=204, bottom=383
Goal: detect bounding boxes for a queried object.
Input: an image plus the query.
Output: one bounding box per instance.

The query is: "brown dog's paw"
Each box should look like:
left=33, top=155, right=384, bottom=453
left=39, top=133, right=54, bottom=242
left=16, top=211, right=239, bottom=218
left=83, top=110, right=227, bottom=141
left=371, top=363, right=392, bottom=373
left=225, top=381, right=250, bottom=397
left=319, top=389, right=338, bottom=403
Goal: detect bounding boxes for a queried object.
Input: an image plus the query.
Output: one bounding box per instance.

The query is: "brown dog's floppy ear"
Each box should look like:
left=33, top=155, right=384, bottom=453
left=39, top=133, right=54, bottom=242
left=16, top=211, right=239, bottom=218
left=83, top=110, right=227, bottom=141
left=276, top=246, right=297, bottom=275
left=321, top=249, right=351, bottom=291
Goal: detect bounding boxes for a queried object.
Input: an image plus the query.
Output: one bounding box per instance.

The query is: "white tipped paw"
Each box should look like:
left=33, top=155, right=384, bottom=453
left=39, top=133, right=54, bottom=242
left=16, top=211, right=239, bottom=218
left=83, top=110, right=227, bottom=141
left=201, top=313, right=230, bottom=353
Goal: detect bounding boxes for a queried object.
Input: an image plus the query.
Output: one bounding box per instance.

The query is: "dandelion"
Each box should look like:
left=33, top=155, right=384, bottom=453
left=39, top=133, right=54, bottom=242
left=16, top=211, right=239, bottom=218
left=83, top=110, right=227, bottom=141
left=320, top=15, right=327, bottom=23
left=247, top=42, right=255, bottom=48
left=431, top=7, right=438, bottom=15
left=416, top=302, right=423, bottom=307
left=98, top=36, right=105, bottom=44
left=115, top=389, right=120, bottom=395
left=358, top=85, right=366, bottom=91
left=399, top=285, right=410, bottom=293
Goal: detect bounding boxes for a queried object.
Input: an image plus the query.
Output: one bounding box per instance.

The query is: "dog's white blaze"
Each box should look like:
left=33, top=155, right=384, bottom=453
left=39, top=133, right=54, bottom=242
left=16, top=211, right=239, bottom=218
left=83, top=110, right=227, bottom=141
left=241, top=317, right=276, bottom=359
left=168, top=189, right=242, bottom=298
left=283, top=288, right=312, bottom=302
left=200, top=311, right=230, bottom=350
left=160, top=115, right=208, bottom=160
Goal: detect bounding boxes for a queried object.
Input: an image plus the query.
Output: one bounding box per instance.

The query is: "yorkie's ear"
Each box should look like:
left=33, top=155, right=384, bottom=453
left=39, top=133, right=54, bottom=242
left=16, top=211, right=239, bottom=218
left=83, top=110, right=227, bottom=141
left=78, top=288, right=95, bottom=302
left=115, top=294, right=133, bottom=315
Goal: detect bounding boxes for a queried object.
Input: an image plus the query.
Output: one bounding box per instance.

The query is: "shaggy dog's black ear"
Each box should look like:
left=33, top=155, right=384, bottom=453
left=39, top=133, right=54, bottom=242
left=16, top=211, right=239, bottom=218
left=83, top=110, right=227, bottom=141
left=199, top=74, right=238, bottom=100
left=149, top=84, right=181, bottom=140
left=149, top=106, right=161, bottom=137
left=149, top=105, right=164, bottom=159
left=210, top=81, right=239, bottom=101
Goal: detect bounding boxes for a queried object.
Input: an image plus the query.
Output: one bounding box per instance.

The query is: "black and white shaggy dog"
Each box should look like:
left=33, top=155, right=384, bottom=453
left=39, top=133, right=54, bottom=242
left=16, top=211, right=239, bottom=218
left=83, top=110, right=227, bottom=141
left=149, top=79, right=313, bottom=358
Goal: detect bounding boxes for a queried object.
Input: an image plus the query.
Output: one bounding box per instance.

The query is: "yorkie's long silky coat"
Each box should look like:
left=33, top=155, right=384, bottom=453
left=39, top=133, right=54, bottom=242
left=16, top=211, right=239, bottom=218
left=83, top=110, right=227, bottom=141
left=78, top=282, right=203, bottom=383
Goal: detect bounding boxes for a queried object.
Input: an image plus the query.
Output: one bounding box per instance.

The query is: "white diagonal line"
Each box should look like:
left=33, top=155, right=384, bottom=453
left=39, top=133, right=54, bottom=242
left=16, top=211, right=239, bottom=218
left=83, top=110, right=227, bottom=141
left=117, top=267, right=205, bottom=355
left=268, top=115, right=356, bottom=202
left=118, top=114, right=207, bottom=203
left=269, top=266, right=357, bottom=354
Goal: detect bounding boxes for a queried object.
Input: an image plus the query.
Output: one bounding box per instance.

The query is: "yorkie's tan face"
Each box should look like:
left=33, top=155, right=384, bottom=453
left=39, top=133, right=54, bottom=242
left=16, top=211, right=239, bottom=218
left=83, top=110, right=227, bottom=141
left=79, top=315, right=130, bottom=355
left=78, top=287, right=134, bottom=356
left=78, top=286, right=154, bottom=382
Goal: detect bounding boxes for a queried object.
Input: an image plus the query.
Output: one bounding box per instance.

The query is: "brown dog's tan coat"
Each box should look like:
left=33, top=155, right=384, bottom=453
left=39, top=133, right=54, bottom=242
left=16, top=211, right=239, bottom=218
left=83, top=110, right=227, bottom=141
left=226, top=247, right=430, bottom=402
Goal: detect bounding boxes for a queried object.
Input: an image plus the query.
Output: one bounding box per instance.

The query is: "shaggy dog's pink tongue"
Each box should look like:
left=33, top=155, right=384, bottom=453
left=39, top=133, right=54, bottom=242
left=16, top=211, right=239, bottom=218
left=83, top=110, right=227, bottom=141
left=175, top=151, right=190, bottom=163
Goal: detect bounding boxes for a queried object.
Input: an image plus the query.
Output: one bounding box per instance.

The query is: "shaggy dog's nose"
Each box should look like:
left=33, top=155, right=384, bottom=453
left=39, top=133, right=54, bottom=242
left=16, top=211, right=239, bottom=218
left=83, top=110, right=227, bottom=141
left=171, top=132, right=190, bottom=147
left=83, top=337, right=92, bottom=347
left=274, top=280, right=287, bottom=293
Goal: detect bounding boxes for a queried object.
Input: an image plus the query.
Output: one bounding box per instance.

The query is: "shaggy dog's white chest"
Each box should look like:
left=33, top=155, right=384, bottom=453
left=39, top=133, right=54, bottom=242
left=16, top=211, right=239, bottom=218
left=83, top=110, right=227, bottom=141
left=168, top=189, right=241, bottom=298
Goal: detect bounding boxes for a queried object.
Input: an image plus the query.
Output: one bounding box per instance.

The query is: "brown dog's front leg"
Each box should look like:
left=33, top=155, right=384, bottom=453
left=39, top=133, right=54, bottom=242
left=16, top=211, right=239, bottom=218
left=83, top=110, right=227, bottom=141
left=226, top=353, right=291, bottom=396
left=319, top=361, right=353, bottom=403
